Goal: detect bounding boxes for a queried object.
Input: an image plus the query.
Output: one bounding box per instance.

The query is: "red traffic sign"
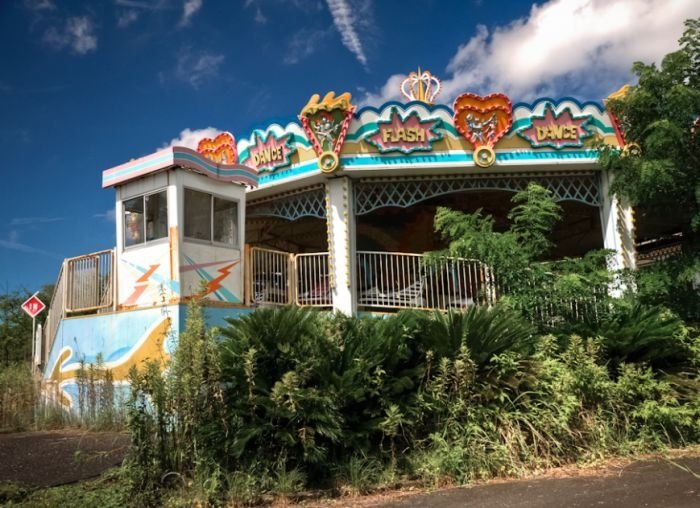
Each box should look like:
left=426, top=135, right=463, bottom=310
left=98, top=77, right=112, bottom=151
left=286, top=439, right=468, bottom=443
left=21, top=294, right=46, bottom=318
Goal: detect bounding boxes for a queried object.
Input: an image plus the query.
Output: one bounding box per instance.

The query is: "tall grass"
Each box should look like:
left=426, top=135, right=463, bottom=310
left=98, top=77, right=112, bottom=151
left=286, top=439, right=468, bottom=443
left=0, top=363, right=36, bottom=431
left=0, top=359, right=125, bottom=432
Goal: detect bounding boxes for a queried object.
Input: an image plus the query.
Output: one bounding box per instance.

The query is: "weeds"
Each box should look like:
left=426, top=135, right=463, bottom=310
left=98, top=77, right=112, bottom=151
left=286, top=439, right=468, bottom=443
left=119, top=300, right=700, bottom=506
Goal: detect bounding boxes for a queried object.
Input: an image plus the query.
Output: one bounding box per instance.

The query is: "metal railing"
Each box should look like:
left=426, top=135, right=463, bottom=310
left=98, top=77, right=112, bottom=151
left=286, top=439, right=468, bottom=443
left=248, top=247, right=332, bottom=307
left=249, top=247, right=294, bottom=305
left=530, top=293, right=603, bottom=326
left=357, top=251, right=495, bottom=310
left=65, top=249, right=115, bottom=313
left=43, top=263, right=66, bottom=366
left=42, top=249, right=116, bottom=367
left=295, top=253, right=331, bottom=307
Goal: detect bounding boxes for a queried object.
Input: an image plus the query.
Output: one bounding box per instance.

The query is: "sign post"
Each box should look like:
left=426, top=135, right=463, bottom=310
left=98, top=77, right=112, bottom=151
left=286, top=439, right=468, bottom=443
left=21, top=293, right=46, bottom=371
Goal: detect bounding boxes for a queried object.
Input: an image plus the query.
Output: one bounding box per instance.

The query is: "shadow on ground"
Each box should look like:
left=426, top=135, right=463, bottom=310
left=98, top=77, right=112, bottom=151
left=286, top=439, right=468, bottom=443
left=0, top=430, right=129, bottom=488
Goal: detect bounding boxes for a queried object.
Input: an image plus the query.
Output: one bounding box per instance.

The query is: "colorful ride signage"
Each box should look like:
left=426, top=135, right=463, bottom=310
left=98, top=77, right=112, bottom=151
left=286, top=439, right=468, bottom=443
left=197, top=132, right=239, bottom=164
left=247, top=132, right=294, bottom=173
left=365, top=107, right=442, bottom=154
left=517, top=104, right=593, bottom=149
left=299, top=91, right=355, bottom=174
left=453, top=92, right=513, bottom=167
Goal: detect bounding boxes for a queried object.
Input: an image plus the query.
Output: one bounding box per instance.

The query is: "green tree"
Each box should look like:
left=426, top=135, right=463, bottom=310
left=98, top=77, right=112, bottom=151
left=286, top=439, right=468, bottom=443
left=598, top=18, right=700, bottom=321
left=431, top=183, right=613, bottom=328
left=432, top=182, right=561, bottom=285
left=599, top=18, right=700, bottom=242
left=0, top=285, right=53, bottom=366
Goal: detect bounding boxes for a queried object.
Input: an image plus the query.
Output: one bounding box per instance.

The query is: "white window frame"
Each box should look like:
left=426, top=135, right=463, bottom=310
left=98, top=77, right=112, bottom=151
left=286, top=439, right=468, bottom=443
left=123, top=189, right=169, bottom=250
left=183, top=187, right=240, bottom=249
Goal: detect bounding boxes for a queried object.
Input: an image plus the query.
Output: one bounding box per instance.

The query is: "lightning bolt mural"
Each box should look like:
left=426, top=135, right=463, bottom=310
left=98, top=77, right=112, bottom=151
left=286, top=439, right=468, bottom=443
left=122, top=259, right=181, bottom=306
left=183, top=255, right=241, bottom=302
left=206, top=262, right=238, bottom=295
left=123, top=264, right=159, bottom=305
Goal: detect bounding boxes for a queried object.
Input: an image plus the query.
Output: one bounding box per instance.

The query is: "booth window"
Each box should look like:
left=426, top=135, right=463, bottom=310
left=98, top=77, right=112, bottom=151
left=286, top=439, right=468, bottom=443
left=123, top=190, right=168, bottom=247
left=185, top=189, right=239, bottom=247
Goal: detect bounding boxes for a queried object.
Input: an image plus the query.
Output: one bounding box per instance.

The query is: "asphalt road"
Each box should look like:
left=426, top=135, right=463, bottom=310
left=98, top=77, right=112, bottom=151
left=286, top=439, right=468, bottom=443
left=0, top=430, right=129, bottom=488
left=378, top=456, right=700, bottom=508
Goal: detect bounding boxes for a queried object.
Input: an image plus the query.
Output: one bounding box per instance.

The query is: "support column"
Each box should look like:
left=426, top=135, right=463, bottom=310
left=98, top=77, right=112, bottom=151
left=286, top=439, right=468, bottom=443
left=326, top=177, right=356, bottom=315
left=599, top=170, right=637, bottom=295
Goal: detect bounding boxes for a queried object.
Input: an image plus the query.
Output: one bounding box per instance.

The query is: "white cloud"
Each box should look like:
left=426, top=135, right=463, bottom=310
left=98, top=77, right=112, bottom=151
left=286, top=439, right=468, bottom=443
left=284, top=28, right=331, bottom=64
left=93, top=209, right=116, bottom=222
left=117, top=10, right=139, bottom=28
left=254, top=7, right=267, bottom=24
left=362, top=0, right=698, bottom=105
left=43, top=16, right=98, bottom=55
left=179, top=0, right=203, bottom=26
left=24, top=0, right=55, bottom=11
left=9, top=217, right=65, bottom=226
left=172, top=48, right=225, bottom=88
left=358, top=73, right=405, bottom=107
left=325, top=0, right=368, bottom=68
left=243, top=0, right=267, bottom=24
left=0, top=231, right=61, bottom=258
left=159, top=127, right=224, bottom=150
left=245, top=0, right=323, bottom=24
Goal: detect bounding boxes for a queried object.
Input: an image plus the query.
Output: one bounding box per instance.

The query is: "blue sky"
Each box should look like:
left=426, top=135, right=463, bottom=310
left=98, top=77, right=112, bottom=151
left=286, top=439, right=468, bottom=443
left=0, top=0, right=697, bottom=292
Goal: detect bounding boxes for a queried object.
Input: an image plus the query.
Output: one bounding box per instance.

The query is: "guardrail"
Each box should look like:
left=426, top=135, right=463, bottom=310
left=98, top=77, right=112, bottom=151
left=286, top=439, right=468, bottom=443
left=43, top=249, right=115, bottom=367
left=295, top=253, right=331, bottom=307
left=357, top=251, right=495, bottom=310
left=249, top=247, right=294, bottom=305
left=65, top=249, right=114, bottom=313
left=43, top=264, right=65, bottom=367
left=247, top=248, right=332, bottom=307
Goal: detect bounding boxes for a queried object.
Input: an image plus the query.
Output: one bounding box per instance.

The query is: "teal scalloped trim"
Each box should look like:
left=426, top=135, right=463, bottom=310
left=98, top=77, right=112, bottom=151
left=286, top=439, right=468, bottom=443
left=258, top=160, right=319, bottom=185
left=257, top=149, right=600, bottom=185
left=102, top=154, right=172, bottom=184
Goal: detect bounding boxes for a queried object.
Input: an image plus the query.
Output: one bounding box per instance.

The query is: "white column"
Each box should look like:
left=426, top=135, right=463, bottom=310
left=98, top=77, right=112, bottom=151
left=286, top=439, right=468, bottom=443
left=326, top=177, right=356, bottom=315
left=599, top=170, right=636, bottom=296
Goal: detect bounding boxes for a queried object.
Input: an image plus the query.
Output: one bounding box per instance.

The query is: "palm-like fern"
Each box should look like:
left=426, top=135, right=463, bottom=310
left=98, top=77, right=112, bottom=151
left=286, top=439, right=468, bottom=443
left=423, top=305, right=535, bottom=369
left=219, top=307, right=342, bottom=467
left=597, top=303, right=689, bottom=372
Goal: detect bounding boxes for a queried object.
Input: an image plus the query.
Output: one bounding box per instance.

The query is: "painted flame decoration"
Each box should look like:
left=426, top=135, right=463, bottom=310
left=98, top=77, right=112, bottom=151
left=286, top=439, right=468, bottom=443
left=197, top=132, right=238, bottom=165
left=299, top=91, right=355, bottom=174
left=400, top=69, right=441, bottom=104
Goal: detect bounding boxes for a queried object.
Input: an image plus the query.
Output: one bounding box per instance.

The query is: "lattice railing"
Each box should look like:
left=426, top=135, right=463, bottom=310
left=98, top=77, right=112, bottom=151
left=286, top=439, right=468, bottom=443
left=247, top=185, right=326, bottom=221
left=354, top=172, right=601, bottom=215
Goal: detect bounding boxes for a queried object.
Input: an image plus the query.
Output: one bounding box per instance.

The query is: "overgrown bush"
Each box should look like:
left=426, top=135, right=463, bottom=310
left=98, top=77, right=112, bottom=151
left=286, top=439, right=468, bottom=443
left=630, top=252, right=700, bottom=323
left=122, top=298, right=700, bottom=506
left=123, top=297, right=226, bottom=506
left=432, top=183, right=616, bottom=331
